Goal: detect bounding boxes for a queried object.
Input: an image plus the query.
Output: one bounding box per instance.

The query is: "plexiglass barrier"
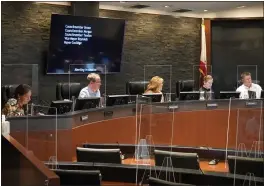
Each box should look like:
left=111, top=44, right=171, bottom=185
left=1, top=64, right=39, bottom=147
left=26, top=104, right=58, bottom=168
left=143, top=65, right=172, bottom=100
left=193, top=65, right=212, bottom=90
left=233, top=100, right=263, bottom=186
left=134, top=95, right=152, bottom=184
left=236, top=65, right=258, bottom=89
left=69, top=64, right=107, bottom=108
left=133, top=98, right=264, bottom=185
left=1, top=64, right=39, bottom=103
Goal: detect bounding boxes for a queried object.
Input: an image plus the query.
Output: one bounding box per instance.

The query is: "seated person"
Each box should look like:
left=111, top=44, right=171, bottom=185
left=199, top=75, right=214, bottom=100
left=144, top=76, right=164, bottom=102
left=2, top=84, right=32, bottom=117
left=78, top=73, right=101, bottom=98
left=236, top=72, right=262, bottom=99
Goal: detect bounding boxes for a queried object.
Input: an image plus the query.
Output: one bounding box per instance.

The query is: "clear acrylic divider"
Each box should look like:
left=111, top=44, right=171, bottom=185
left=144, top=65, right=172, bottom=100
left=134, top=95, right=177, bottom=184
left=69, top=64, right=107, bottom=108
left=173, top=99, right=233, bottom=183
left=1, top=64, right=39, bottom=104
left=2, top=64, right=39, bottom=148
left=26, top=104, right=58, bottom=169
left=134, top=95, right=152, bottom=184
left=233, top=99, right=263, bottom=186
left=193, top=65, right=212, bottom=90
left=154, top=103, right=176, bottom=183
left=236, top=65, right=258, bottom=88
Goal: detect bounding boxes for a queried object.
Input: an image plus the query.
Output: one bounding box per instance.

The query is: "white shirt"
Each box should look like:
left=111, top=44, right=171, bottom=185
left=78, top=86, right=101, bottom=98
left=236, top=83, right=262, bottom=99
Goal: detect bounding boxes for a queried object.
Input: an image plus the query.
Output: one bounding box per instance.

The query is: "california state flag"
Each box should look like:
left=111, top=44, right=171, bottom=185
left=199, top=20, right=207, bottom=83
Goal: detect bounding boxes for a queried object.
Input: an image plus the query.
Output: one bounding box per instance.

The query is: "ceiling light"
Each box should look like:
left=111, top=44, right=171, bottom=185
left=165, top=5, right=169, bottom=8
left=204, top=10, right=208, bottom=12
left=120, top=1, right=125, bottom=3
left=237, top=6, right=246, bottom=8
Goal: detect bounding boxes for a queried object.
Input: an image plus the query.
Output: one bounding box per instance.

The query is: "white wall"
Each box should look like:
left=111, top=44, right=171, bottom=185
left=202, top=5, right=263, bottom=18
left=36, top=2, right=264, bottom=18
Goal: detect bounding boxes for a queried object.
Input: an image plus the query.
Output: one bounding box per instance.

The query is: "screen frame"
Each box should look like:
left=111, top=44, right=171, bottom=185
left=46, top=13, right=126, bottom=75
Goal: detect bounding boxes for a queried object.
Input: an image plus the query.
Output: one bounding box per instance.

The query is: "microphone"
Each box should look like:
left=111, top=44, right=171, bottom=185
left=116, top=141, right=125, bottom=160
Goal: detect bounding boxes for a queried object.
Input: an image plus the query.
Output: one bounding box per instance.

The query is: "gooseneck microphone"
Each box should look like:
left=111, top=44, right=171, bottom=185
left=116, top=141, right=125, bottom=160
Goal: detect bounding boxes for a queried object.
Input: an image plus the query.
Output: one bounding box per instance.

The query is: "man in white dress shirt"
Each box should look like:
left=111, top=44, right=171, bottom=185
left=78, top=73, right=101, bottom=98
left=236, top=72, right=262, bottom=99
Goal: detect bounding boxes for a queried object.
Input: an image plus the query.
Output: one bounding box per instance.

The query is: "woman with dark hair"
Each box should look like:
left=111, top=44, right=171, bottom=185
left=2, top=84, right=32, bottom=116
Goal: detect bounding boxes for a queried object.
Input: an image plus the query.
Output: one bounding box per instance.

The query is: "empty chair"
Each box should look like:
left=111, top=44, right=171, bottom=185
left=52, top=169, right=101, bottom=186
left=56, top=83, right=82, bottom=100
left=126, top=81, right=149, bottom=95
left=154, top=150, right=200, bottom=170
left=176, top=80, right=195, bottom=98
left=228, top=155, right=264, bottom=177
left=76, top=147, right=122, bottom=164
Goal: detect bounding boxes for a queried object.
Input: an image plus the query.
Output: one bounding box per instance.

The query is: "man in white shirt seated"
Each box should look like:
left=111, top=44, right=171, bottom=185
left=78, top=73, right=101, bottom=98
left=236, top=72, right=262, bottom=99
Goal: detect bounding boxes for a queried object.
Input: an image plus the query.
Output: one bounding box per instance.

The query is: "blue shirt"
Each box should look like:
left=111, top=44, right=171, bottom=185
left=78, top=86, right=101, bottom=98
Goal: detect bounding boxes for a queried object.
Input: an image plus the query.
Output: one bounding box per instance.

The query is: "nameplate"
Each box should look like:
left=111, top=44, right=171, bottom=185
left=81, top=115, right=88, bottom=121
left=206, top=103, right=218, bottom=108
left=245, top=101, right=258, bottom=106
left=104, top=111, right=113, bottom=117
left=168, top=105, right=179, bottom=110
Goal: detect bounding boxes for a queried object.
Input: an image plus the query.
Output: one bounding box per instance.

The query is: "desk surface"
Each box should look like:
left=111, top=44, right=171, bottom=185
left=71, top=156, right=228, bottom=173
left=122, top=158, right=229, bottom=173
left=8, top=99, right=264, bottom=161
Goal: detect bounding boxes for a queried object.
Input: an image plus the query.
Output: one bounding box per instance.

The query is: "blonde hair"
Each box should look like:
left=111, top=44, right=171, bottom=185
left=87, top=73, right=100, bottom=83
left=145, top=76, right=164, bottom=93
left=241, top=72, right=251, bottom=79
left=204, top=75, right=213, bottom=82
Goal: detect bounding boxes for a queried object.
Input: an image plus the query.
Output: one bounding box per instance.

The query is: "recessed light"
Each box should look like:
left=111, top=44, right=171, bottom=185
left=237, top=5, right=246, bottom=8
left=165, top=5, right=169, bottom=8
left=204, top=9, right=208, bottom=12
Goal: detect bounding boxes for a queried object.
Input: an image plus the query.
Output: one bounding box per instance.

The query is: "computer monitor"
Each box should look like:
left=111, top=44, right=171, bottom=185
left=106, top=95, right=129, bottom=106
left=179, top=91, right=200, bottom=100
left=74, top=97, right=100, bottom=111
left=220, top=91, right=240, bottom=99
left=248, top=90, right=256, bottom=99
left=48, top=100, right=73, bottom=115
left=142, top=93, right=162, bottom=103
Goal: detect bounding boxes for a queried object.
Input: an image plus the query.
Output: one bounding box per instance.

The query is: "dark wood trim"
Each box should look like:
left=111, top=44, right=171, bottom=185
left=2, top=135, right=60, bottom=186
left=12, top=109, right=263, bottom=162
left=205, top=17, right=264, bottom=71
left=204, top=19, right=211, bottom=67
left=209, top=17, right=264, bottom=21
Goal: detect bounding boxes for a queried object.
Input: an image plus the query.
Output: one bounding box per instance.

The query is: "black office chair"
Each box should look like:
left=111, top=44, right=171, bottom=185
left=76, top=147, right=122, bottom=164
left=154, top=150, right=200, bottom=170
left=1, top=84, right=19, bottom=108
left=228, top=155, right=264, bottom=177
left=56, top=83, right=82, bottom=100
left=148, top=177, right=195, bottom=186
left=52, top=169, right=102, bottom=186
left=176, top=80, right=195, bottom=98
left=126, top=81, right=149, bottom=95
